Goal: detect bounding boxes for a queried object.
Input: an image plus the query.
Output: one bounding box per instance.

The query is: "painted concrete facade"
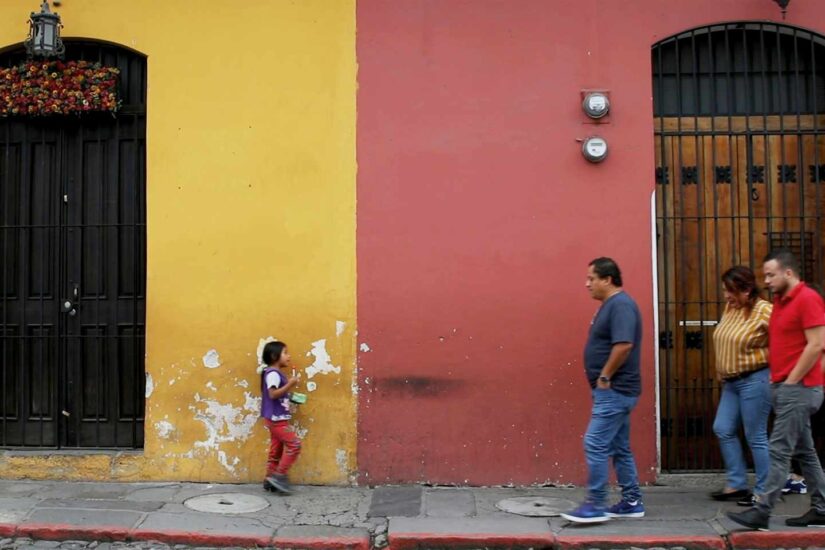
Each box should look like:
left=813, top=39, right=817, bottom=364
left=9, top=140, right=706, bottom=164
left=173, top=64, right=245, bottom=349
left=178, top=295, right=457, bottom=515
left=356, top=0, right=825, bottom=485
left=2, top=0, right=825, bottom=486
left=0, top=0, right=357, bottom=484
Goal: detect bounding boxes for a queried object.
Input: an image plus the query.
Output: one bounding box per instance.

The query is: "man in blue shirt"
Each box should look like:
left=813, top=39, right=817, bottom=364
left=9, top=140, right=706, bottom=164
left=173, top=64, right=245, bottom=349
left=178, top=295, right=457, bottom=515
left=561, top=257, right=644, bottom=524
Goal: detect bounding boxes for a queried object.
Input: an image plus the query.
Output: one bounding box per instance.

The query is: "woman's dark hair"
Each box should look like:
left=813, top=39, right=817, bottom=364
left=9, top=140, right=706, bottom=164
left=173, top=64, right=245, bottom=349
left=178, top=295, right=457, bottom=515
left=589, top=257, right=623, bottom=287
left=262, top=341, right=287, bottom=366
left=722, top=266, right=760, bottom=312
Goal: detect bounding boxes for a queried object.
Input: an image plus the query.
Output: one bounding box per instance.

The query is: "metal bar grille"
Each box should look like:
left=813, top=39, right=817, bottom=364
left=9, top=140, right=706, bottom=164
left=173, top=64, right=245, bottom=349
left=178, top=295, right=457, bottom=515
left=654, top=23, right=825, bottom=471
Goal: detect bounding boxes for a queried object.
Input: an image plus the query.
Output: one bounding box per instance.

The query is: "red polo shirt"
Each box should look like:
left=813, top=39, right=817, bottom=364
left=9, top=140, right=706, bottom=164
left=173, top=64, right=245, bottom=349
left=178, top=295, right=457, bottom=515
left=769, top=282, right=825, bottom=386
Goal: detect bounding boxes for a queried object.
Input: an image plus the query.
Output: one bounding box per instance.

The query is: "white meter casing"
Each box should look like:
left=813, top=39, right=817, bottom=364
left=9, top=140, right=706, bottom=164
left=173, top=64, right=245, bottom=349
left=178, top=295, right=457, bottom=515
left=582, top=136, right=608, bottom=163
left=582, top=92, right=610, bottom=119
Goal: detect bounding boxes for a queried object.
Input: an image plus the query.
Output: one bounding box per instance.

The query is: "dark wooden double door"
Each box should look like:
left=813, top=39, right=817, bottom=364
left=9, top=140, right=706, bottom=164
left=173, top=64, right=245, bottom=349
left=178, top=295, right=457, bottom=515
left=0, top=43, right=146, bottom=448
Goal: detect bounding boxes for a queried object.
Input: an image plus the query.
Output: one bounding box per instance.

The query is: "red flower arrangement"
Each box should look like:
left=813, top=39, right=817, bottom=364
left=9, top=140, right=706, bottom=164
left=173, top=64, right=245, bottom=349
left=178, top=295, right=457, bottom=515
left=0, top=60, right=120, bottom=117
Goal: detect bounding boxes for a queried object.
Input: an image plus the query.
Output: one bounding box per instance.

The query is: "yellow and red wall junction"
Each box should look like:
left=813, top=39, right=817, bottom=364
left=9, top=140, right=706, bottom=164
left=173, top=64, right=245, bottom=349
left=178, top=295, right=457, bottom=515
left=0, top=0, right=822, bottom=485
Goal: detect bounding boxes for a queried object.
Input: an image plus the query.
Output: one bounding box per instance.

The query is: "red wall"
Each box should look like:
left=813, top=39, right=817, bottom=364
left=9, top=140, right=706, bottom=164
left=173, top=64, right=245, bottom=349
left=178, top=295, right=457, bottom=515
left=356, top=0, right=825, bottom=485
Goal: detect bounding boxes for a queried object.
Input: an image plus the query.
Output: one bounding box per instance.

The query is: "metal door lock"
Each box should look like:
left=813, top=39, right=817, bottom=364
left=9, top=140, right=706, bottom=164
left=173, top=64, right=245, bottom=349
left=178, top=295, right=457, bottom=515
left=61, top=300, right=76, bottom=315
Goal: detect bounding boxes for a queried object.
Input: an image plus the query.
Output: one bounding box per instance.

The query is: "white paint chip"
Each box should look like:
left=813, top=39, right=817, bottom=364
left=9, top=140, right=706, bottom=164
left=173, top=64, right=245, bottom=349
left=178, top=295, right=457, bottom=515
left=336, top=321, right=346, bottom=336
left=155, top=420, right=175, bottom=439
left=336, top=449, right=348, bottom=475
left=304, top=339, right=341, bottom=379
left=202, top=349, right=221, bottom=369
left=307, top=381, right=317, bottom=392
left=145, top=373, right=154, bottom=398
left=359, top=343, right=371, bottom=353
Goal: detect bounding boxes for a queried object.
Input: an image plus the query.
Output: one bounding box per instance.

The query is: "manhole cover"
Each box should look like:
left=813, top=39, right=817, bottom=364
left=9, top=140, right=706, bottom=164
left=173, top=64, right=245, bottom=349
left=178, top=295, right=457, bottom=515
left=184, top=493, right=270, bottom=514
left=496, top=496, right=577, bottom=517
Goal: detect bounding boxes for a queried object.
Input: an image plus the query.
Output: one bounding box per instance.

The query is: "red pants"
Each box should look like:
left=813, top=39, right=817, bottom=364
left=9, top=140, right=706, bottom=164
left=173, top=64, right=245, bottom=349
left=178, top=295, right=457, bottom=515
left=265, top=419, right=301, bottom=477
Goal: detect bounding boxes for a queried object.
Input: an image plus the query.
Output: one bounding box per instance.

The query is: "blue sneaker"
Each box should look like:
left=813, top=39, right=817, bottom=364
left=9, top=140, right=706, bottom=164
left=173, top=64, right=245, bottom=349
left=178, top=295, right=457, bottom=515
left=783, top=477, right=807, bottom=494
left=560, top=502, right=609, bottom=524
left=606, top=499, right=645, bottom=518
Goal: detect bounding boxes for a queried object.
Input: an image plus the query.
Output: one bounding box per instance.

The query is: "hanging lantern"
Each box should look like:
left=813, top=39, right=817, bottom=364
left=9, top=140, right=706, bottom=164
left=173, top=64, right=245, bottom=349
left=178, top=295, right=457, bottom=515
left=24, top=1, right=65, bottom=58
left=772, top=0, right=791, bottom=19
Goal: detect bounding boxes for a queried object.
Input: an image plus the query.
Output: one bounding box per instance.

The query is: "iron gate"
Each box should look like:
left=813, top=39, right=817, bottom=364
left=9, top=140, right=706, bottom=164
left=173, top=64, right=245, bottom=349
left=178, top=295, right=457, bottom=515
left=0, top=41, right=146, bottom=448
left=654, top=23, right=825, bottom=471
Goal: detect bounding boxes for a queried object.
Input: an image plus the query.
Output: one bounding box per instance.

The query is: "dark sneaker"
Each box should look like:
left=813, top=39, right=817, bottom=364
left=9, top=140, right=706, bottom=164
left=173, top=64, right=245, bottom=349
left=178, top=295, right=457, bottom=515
left=736, top=493, right=756, bottom=507
left=782, top=477, right=808, bottom=494
left=560, top=502, right=609, bottom=524
left=606, top=499, right=645, bottom=518
left=785, top=508, right=825, bottom=527
left=266, top=474, right=293, bottom=495
left=727, top=508, right=769, bottom=531
left=262, top=480, right=277, bottom=492
left=710, top=488, right=750, bottom=501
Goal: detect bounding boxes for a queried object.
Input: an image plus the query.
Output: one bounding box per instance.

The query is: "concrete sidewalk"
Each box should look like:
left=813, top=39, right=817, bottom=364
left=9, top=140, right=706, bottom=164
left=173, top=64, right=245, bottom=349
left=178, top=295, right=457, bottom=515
left=0, top=479, right=824, bottom=549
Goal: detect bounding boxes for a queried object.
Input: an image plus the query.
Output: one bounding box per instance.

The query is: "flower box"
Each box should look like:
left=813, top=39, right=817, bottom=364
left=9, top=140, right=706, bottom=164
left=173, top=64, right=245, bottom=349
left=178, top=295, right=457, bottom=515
left=0, top=59, right=120, bottom=117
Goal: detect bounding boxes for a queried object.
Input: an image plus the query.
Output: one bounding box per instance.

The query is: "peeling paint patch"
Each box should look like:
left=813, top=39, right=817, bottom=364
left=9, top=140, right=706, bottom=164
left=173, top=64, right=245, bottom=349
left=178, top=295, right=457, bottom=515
left=307, top=381, right=317, bottom=392
left=155, top=420, right=175, bottom=439
left=202, top=349, right=221, bottom=369
left=359, top=343, right=371, bottom=352
left=335, top=448, right=348, bottom=475
left=305, top=339, right=341, bottom=379
left=293, top=423, right=309, bottom=439
left=145, top=373, right=154, bottom=398
left=336, top=321, right=346, bottom=336
left=237, top=379, right=249, bottom=388
left=190, top=391, right=261, bottom=474
left=206, top=381, right=217, bottom=392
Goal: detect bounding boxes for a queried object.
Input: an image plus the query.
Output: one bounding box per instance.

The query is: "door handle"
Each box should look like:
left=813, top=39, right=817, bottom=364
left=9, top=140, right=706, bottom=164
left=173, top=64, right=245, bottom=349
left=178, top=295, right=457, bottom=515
left=61, top=300, right=76, bottom=316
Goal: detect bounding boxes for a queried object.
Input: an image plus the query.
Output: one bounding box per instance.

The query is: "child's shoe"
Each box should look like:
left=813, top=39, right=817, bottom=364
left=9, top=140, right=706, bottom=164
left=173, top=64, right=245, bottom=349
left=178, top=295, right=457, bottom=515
left=266, top=474, right=293, bottom=494
left=263, top=480, right=277, bottom=492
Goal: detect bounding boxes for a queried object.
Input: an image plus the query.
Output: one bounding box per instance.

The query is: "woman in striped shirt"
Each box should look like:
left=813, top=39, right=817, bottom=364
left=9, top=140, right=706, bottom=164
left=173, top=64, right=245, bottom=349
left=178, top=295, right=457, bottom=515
left=710, top=266, right=772, bottom=506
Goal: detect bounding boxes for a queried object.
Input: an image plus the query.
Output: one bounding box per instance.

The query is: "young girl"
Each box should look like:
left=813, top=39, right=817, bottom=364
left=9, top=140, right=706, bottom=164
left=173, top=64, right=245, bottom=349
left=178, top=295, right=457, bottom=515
left=258, top=340, right=301, bottom=494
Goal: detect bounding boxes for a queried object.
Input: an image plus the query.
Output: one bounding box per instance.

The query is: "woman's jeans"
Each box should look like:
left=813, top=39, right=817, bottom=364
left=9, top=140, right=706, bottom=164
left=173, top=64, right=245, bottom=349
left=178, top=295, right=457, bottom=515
left=712, top=368, right=771, bottom=493
left=584, top=388, right=642, bottom=507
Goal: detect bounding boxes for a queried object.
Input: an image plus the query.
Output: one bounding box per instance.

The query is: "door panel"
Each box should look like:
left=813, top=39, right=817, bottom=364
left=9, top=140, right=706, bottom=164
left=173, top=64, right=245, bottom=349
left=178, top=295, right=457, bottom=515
left=656, top=119, right=825, bottom=470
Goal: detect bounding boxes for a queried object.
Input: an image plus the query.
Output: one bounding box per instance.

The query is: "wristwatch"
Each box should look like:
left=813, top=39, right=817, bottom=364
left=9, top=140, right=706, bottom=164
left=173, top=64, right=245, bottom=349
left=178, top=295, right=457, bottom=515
left=599, top=376, right=610, bottom=383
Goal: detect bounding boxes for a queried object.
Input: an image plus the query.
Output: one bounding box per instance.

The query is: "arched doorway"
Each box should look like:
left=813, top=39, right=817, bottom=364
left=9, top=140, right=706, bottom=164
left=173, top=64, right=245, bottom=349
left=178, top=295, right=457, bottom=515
left=654, top=23, right=825, bottom=471
left=0, top=41, right=146, bottom=448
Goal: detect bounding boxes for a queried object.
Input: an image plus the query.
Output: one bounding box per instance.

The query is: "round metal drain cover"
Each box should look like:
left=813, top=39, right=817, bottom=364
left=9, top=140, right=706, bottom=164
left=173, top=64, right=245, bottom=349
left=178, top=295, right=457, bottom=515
left=496, top=496, right=577, bottom=517
left=184, top=493, right=269, bottom=514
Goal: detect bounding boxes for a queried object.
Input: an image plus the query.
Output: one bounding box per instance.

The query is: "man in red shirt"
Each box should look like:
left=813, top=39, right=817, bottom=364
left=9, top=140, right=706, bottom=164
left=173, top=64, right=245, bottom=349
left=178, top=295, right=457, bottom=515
left=728, top=249, right=825, bottom=530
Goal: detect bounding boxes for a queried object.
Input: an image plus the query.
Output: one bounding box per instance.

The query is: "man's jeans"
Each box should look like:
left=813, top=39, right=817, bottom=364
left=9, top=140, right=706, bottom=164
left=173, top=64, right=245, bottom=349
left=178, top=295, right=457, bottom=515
left=584, top=388, right=642, bottom=507
left=756, top=384, right=825, bottom=514
left=712, top=368, right=771, bottom=494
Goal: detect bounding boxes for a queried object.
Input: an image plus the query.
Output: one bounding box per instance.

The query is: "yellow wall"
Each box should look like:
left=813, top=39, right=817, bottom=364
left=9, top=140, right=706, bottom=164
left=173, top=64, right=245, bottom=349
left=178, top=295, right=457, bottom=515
left=0, top=0, right=357, bottom=484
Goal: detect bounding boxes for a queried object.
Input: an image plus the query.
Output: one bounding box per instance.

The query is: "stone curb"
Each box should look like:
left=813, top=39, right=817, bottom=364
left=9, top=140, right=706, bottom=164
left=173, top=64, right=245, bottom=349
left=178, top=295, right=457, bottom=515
left=387, top=531, right=555, bottom=549
left=728, top=529, right=825, bottom=548
left=0, top=522, right=371, bottom=549
left=4, top=520, right=825, bottom=549
left=557, top=534, right=727, bottom=550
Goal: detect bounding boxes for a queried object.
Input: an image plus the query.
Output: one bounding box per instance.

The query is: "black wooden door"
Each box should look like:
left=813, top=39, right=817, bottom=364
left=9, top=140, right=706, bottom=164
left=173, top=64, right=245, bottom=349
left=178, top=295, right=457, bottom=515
left=1, top=42, right=146, bottom=448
